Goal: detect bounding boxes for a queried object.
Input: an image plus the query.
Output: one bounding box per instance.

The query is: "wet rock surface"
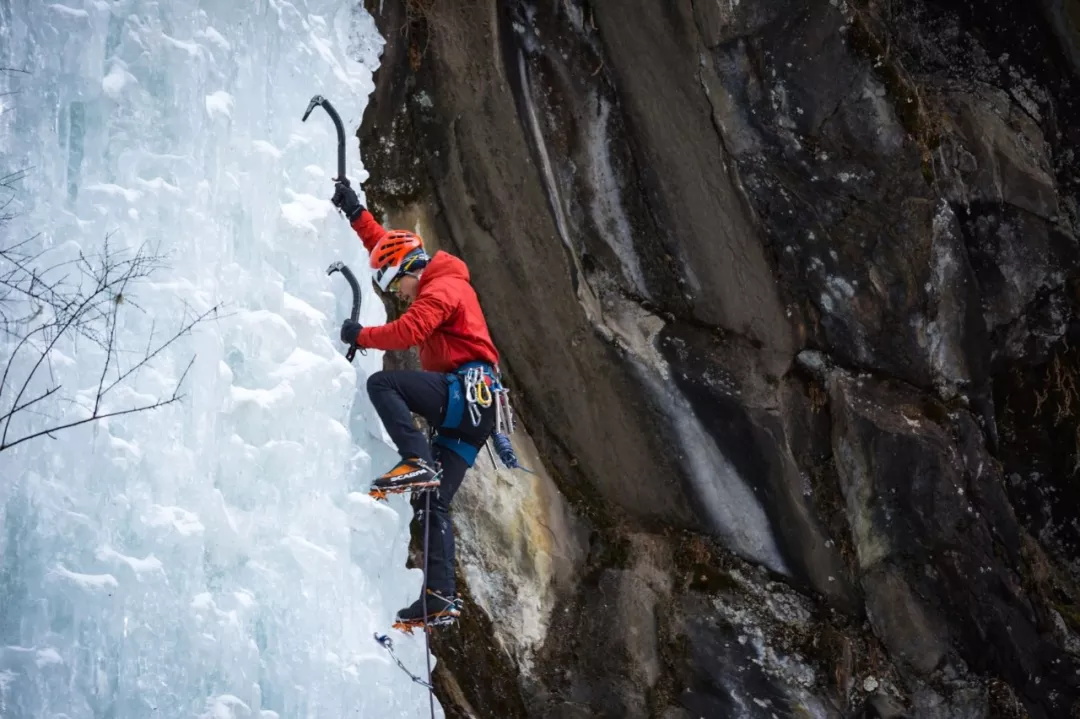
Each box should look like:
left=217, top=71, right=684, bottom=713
left=359, top=0, right=1080, bottom=716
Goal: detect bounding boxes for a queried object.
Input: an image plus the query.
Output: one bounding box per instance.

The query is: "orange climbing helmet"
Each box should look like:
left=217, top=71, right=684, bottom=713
left=370, top=231, right=428, bottom=292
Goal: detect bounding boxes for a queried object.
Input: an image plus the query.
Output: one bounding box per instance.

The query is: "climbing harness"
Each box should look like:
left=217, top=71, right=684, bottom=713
left=434, top=361, right=532, bottom=471
left=432, top=362, right=494, bottom=464
left=420, top=489, right=436, bottom=719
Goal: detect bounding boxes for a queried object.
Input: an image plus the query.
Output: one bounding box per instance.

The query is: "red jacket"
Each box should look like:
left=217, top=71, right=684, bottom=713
left=349, top=210, right=500, bottom=373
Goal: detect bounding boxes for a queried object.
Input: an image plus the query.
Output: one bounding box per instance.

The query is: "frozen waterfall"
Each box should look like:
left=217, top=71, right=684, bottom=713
left=0, top=1, right=440, bottom=716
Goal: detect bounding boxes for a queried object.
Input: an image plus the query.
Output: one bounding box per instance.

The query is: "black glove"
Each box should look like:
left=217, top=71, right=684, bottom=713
left=340, top=319, right=363, bottom=346
left=331, top=181, right=364, bottom=222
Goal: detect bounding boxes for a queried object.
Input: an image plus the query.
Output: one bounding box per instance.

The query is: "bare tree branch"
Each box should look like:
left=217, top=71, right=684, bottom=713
left=0, top=323, right=52, bottom=407
left=0, top=384, right=61, bottom=424
left=0, top=394, right=186, bottom=452
left=2, top=215, right=218, bottom=451
left=102, top=305, right=217, bottom=398
left=1, top=278, right=103, bottom=447
left=0, top=141, right=221, bottom=452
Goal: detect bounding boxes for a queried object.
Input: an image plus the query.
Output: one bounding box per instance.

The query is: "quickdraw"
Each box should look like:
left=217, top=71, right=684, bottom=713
left=493, top=381, right=514, bottom=437
left=485, top=371, right=530, bottom=472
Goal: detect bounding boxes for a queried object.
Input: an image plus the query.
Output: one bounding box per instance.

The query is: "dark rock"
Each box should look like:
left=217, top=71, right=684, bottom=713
left=863, top=565, right=949, bottom=674
left=829, top=370, right=1080, bottom=715
left=858, top=692, right=910, bottom=718
left=357, top=0, right=1080, bottom=716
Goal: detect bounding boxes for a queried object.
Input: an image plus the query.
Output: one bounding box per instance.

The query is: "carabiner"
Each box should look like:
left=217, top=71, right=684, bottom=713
left=475, top=380, right=492, bottom=407
left=464, top=368, right=480, bottom=403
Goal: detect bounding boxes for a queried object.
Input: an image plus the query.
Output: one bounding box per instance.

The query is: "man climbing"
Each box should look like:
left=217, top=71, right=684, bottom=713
left=331, top=180, right=499, bottom=629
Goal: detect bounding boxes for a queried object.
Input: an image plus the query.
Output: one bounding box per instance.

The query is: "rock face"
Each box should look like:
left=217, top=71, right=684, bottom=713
left=358, top=0, right=1080, bottom=716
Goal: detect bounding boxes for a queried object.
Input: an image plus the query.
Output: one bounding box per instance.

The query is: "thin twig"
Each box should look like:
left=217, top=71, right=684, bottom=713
left=0, top=395, right=186, bottom=452
left=102, top=305, right=217, bottom=397
left=1, top=289, right=96, bottom=447
left=0, top=385, right=61, bottom=424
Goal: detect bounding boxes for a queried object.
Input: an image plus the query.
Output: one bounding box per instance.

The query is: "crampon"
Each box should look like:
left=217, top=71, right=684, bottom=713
left=368, top=482, right=439, bottom=502
left=391, top=614, right=458, bottom=634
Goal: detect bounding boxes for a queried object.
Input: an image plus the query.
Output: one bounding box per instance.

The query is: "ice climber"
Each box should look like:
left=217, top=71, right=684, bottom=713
left=331, top=180, right=500, bottom=628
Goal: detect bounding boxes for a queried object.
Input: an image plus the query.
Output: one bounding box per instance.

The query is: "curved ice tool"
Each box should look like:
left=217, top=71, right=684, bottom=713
left=327, top=261, right=363, bottom=363
left=302, top=94, right=347, bottom=183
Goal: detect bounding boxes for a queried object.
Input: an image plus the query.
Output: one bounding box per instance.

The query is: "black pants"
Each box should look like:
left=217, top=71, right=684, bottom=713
left=366, top=369, right=495, bottom=595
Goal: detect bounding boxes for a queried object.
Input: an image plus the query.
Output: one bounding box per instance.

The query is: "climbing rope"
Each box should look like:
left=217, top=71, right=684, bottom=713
left=375, top=485, right=438, bottom=716
left=420, top=488, right=435, bottom=719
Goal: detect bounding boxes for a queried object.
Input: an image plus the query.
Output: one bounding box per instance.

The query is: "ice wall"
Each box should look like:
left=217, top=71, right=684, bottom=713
left=0, top=1, right=439, bottom=716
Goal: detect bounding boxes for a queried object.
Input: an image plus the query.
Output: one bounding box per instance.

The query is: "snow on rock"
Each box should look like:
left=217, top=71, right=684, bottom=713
left=584, top=95, right=649, bottom=297
left=594, top=290, right=789, bottom=575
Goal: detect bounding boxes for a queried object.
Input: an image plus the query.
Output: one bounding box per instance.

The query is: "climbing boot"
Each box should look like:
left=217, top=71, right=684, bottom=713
left=369, top=457, right=439, bottom=500
left=392, top=589, right=461, bottom=632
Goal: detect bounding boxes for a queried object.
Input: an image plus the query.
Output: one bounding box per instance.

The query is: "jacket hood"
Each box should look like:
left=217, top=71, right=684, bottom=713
left=418, top=250, right=470, bottom=285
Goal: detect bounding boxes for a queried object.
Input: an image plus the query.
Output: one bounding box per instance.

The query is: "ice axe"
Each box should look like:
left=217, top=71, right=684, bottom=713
left=302, top=94, right=348, bottom=184
left=327, top=261, right=364, bottom=363
left=303, top=95, right=362, bottom=362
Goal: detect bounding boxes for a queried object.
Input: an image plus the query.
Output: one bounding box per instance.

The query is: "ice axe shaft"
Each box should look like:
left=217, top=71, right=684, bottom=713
left=302, top=95, right=347, bottom=183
